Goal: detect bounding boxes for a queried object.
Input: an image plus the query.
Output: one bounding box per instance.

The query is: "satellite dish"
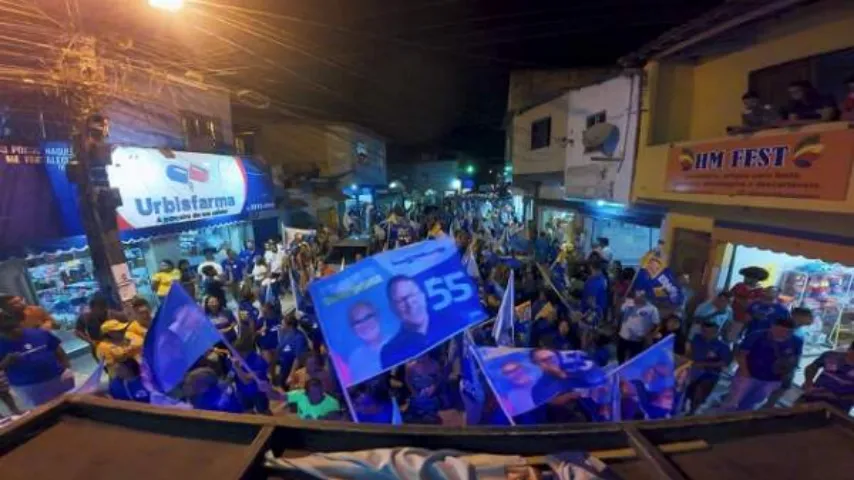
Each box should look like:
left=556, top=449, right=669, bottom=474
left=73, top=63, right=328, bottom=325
left=582, top=122, right=620, bottom=157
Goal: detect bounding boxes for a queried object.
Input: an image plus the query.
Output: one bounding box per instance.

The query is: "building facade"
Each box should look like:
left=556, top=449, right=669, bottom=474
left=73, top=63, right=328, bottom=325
left=628, top=0, right=854, bottom=378
left=508, top=72, right=662, bottom=265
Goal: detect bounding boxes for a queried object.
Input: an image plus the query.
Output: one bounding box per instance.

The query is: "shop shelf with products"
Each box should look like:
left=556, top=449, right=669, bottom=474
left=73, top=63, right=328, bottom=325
left=777, top=262, right=854, bottom=352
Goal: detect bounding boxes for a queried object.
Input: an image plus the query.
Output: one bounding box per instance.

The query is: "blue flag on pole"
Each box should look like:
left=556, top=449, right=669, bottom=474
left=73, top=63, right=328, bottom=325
left=633, top=266, right=684, bottom=306
left=462, top=247, right=481, bottom=282
left=289, top=267, right=304, bottom=313
left=492, top=273, right=515, bottom=347
left=142, top=284, right=223, bottom=394
left=611, top=334, right=676, bottom=421
left=461, top=333, right=487, bottom=424
left=391, top=396, right=404, bottom=425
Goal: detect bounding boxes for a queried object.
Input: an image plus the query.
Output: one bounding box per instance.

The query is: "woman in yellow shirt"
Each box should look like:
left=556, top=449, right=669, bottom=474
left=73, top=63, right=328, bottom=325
left=151, top=260, right=181, bottom=300
left=96, top=320, right=143, bottom=376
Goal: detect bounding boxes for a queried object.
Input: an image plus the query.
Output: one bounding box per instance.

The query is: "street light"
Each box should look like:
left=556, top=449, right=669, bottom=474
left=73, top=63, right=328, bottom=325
left=465, top=164, right=475, bottom=175
left=149, top=0, right=184, bottom=12
left=450, top=178, right=462, bottom=190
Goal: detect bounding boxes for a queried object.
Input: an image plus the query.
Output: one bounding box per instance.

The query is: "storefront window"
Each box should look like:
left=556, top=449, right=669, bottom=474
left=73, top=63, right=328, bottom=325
left=26, top=248, right=156, bottom=329
left=539, top=208, right=576, bottom=246
left=27, top=253, right=98, bottom=330
left=585, top=218, right=659, bottom=267
left=719, top=244, right=854, bottom=385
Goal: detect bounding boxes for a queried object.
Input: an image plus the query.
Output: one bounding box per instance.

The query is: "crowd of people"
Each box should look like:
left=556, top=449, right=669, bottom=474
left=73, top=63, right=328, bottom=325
left=1, top=195, right=852, bottom=427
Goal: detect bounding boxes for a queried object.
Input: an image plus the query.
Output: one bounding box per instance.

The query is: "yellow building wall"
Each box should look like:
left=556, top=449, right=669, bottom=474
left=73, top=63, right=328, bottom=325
left=633, top=3, right=854, bottom=214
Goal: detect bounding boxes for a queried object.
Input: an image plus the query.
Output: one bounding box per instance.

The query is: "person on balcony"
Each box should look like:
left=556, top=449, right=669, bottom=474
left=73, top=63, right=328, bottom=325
left=740, top=91, right=778, bottom=130
left=780, top=80, right=838, bottom=123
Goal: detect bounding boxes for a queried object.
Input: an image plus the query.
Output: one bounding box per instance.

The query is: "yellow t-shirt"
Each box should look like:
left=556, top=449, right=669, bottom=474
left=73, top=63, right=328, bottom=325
left=127, top=320, right=148, bottom=339
left=152, top=269, right=180, bottom=297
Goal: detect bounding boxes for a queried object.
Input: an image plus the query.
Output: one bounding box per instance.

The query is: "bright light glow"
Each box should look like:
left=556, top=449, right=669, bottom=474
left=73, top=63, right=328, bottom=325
left=450, top=178, right=462, bottom=190
left=389, top=181, right=399, bottom=189
left=465, top=165, right=475, bottom=174
left=350, top=183, right=358, bottom=190
left=504, top=165, right=512, bottom=172
left=149, top=0, right=184, bottom=12
left=596, top=199, right=606, bottom=207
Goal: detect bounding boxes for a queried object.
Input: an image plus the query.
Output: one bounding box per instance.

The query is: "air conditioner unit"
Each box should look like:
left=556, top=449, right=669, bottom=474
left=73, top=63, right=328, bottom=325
left=582, top=122, right=621, bottom=160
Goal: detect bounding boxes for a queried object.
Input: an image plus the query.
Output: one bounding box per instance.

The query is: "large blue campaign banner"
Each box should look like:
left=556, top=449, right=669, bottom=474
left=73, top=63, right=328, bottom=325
left=309, top=237, right=487, bottom=387
left=612, top=335, right=676, bottom=421
left=476, top=346, right=607, bottom=417
left=0, top=142, right=79, bottom=252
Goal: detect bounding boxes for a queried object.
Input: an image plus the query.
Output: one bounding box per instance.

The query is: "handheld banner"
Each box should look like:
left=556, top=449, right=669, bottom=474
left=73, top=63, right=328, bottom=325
left=476, top=346, right=607, bottom=418
left=308, top=237, right=487, bottom=387
left=612, top=334, right=676, bottom=421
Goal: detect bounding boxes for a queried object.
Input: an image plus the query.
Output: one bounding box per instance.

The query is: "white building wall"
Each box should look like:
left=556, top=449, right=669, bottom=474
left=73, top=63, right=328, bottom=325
left=564, top=74, right=641, bottom=204
left=510, top=93, right=569, bottom=175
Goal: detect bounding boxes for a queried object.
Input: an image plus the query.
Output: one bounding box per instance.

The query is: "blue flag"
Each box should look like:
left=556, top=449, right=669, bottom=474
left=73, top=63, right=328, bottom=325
left=308, top=237, right=487, bottom=387
left=461, top=333, right=487, bottom=425
left=462, top=247, right=481, bottom=282
left=289, top=267, right=304, bottom=313
left=391, top=396, right=403, bottom=425
left=611, top=334, right=676, bottom=421
left=73, top=361, right=105, bottom=395
left=492, top=273, right=515, bottom=347
left=142, top=284, right=223, bottom=394
left=634, top=267, right=684, bottom=306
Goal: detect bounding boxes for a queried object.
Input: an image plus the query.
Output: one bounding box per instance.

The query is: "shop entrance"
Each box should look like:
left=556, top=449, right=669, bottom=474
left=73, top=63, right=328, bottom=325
left=717, top=244, right=854, bottom=385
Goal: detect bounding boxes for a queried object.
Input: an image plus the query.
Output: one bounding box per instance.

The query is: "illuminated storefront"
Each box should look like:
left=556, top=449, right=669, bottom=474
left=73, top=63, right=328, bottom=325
left=0, top=144, right=278, bottom=330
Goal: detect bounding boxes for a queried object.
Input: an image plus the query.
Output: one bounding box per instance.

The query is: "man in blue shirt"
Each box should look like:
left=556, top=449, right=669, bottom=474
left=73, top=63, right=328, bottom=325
left=800, top=341, right=854, bottom=413
left=685, top=321, right=732, bottom=415
left=277, top=316, right=309, bottom=387
left=720, top=316, right=802, bottom=412
left=0, top=313, right=74, bottom=407
left=221, top=249, right=246, bottom=303
left=743, top=287, right=790, bottom=338
left=238, top=240, right=259, bottom=272
left=689, top=291, right=733, bottom=338
left=583, top=261, right=609, bottom=321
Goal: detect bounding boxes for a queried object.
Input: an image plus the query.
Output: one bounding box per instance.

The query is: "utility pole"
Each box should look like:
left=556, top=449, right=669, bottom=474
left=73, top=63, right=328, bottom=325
left=59, top=36, right=136, bottom=309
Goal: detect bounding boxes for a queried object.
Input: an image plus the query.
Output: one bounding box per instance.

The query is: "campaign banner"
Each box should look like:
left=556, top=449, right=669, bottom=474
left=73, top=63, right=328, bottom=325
left=108, top=147, right=276, bottom=230
left=666, top=129, right=854, bottom=201
left=309, top=237, right=487, bottom=387
left=612, top=335, right=676, bottom=421
left=476, top=346, right=607, bottom=417
left=634, top=251, right=683, bottom=305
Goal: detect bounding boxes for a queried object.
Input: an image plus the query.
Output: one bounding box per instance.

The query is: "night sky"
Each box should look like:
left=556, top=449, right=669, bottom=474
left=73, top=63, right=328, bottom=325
left=0, top=0, right=723, bottom=164
left=220, top=0, right=723, bottom=163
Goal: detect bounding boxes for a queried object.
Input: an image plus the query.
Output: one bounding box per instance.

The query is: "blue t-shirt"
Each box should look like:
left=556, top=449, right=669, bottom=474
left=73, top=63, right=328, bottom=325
left=806, top=351, right=854, bottom=411
left=689, top=334, right=732, bottom=379
left=232, top=351, right=269, bottom=402
left=257, top=313, right=282, bottom=350
left=191, top=385, right=244, bottom=413
left=238, top=249, right=258, bottom=269
left=583, top=274, right=609, bottom=316
left=744, top=302, right=790, bottom=337
left=208, top=309, right=237, bottom=343
left=0, top=329, right=64, bottom=385
left=109, top=377, right=151, bottom=403
left=277, top=328, right=309, bottom=374
left=221, top=258, right=246, bottom=283
left=740, top=331, right=803, bottom=382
